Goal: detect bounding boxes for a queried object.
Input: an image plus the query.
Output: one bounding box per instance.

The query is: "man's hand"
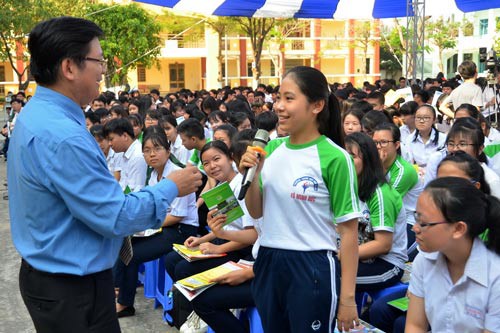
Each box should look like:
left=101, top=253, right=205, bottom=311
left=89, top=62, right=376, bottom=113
left=166, top=165, right=202, bottom=197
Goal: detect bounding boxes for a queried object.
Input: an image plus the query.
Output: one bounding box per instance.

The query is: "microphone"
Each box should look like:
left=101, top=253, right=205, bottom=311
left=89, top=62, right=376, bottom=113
left=238, top=129, right=270, bottom=200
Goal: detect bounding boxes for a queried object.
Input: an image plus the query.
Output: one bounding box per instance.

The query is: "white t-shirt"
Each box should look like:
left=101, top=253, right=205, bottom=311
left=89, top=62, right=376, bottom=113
left=449, top=81, right=483, bottom=109
left=259, top=136, right=362, bottom=252
left=481, top=162, right=500, bottom=199
left=119, top=139, right=147, bottom=192
left=409, top=239, right=500, bottom=333
left=149, top=160, right=198, bottom=227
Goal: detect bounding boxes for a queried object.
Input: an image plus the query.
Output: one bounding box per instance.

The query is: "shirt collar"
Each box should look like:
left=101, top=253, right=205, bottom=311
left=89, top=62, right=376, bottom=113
left=463, top=238, right=488, bottom=287
left=124, top=139, right=140, bottom=159
left=34, top=86, right=86, bottom=126
left=421, top=238, right=488, bottom=287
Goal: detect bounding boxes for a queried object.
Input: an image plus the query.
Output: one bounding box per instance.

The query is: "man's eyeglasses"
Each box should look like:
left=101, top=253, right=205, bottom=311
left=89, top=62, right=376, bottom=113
left=84, top=57, right=107, bottom=71
left=446, top=142, right=476, bottom=150
left=413, top=211, right=453, bottom=228
left=373, top=140, right=395, bottom=148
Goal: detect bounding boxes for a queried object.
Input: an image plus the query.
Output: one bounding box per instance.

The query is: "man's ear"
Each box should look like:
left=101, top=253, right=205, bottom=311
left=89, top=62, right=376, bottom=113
left=59, top=58, right=78, bottom=81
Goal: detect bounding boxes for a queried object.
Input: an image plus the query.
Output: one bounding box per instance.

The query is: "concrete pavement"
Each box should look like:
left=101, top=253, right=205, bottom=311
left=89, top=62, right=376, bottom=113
left=0, top=157, right=179, bottom=333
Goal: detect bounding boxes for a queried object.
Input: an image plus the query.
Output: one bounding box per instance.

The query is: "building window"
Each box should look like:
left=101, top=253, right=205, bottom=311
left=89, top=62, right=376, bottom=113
left=169, top=63, right=185, bottom=89
left=0, top=85, right=5, bottom=97
left=365, top=58, right=371, bottom=74
left=463, top=53, right=473, bottom=61
left=247, top=62, right=253, bottom=77
left=137, top=64, right=146, bottom=82
left=479, top=19, right=488, bottom=36
left=270, top=60, right=276, bottom=76
left=0, top=66, right=5, bottom=82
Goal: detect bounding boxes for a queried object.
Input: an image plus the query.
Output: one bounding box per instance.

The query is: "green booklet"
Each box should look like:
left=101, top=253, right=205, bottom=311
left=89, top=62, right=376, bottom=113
left=201, top=182, right=244, bottom=225
left=387, top=296, right=409, bottom=311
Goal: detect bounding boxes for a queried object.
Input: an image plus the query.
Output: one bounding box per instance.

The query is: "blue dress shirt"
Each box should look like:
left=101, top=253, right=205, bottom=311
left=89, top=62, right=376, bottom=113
left=8, top=86, right=178, bottom=275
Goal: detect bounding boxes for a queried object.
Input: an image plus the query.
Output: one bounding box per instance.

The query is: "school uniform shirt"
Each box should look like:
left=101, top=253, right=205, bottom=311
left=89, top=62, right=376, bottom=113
left=409, top=239, right=500, bottom=333
left=485, top=127, right=500, bottom=146
left=423, top=148, right=448, bottom=186
left=223, top=172, right=258, bottom=232
left=358, top=183, right=408, bottom=268
left=188, top=138, right=211, bottom=174
left=170, top=134, right=192, bottom=165
left=484, top=143, right=500, bottom=177
left=106, top=147, right=123, bottom=175
left=386, top=155, right=423, bottom=225
left=403, top=128, right=446, bottom=168
left=119, top=139, right=148, bottom=192
left=149, top=160, right=198, bottom=227
left=399, top=124, right=414, bottom=144
left=481, top=162, right=500, bottom=199
left=259, top=136, right=362, bottom=252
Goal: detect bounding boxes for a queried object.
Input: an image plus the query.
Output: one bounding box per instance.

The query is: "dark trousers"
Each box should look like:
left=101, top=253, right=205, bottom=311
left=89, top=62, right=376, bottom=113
left=115, top=224, right=198, bottom=307
left=19, top=259, right=120, bottom=333
left=406, top=223, right=418, bottom=261
left=368, top=289, right=407, bottom=333
left=252, top=247, right=340, bottom=333
left=192, top=281, right=254, bottom=333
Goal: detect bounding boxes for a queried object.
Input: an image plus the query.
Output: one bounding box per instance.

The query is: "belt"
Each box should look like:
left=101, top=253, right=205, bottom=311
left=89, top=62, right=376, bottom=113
left=21, top=259, right=111, bottom=279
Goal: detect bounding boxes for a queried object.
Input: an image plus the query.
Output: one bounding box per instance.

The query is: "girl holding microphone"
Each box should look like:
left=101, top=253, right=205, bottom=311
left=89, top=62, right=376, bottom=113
left=240, top=66, right=362, bottom=332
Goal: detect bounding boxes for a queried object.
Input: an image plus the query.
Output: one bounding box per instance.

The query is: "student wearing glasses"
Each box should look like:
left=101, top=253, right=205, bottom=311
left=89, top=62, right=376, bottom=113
left=403, top=104, right=446, bottom=175
left=373, top=123, right=424, bottom=261
left=345, top=132, right=408, bottom=292
left=115, top=126, right=199, bottom=318
left=406, top=177, right=500, bottom=333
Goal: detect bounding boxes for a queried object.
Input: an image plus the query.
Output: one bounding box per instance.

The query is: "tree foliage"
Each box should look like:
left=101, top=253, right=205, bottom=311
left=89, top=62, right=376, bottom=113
left=0, top=0, right=87, bottom=90
left=86, top=3, right=162, bottom=87
left=235, top=17, right=276, bottom=86
left=426, top=17, right=460, bottom=72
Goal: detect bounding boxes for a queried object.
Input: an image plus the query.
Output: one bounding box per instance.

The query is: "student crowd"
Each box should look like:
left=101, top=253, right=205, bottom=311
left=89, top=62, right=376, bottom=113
left=6, top=55, right=500, bottom=333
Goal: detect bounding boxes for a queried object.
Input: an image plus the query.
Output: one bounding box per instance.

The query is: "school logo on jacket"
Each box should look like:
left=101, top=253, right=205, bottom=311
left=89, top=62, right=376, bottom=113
left=290, top=176, right=319, bottom=202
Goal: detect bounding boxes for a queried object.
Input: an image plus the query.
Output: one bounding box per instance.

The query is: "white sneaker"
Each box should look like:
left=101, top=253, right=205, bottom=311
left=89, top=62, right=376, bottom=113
left=179, top=311, right=208, bottom=333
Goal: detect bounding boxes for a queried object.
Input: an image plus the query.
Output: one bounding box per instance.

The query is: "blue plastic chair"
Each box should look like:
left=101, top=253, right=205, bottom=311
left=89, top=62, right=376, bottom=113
left=142, top=259, right=159, bottom=299
left=153, top=256, right=174, bottom=322
left=207, top=306, right=263, bottom=333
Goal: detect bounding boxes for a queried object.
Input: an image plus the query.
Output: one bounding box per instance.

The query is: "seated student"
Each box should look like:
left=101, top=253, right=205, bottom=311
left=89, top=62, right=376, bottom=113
left=373, top=123, right=424, bottom=261
left=164, top=140, right=256, bottom=281
left=94, top=107, right=112, bottom=125
left=110, top=104, right=129, bottom=119
left=159, top=115, right=192, bottom=165
left=187, top=214, right=259, bottom=333
left=207, top=110, right=229, bottom=131
left=177, top=118, right=210, bottom=173
left=406, top=177, right=500, bottom=333
left=85, top=111, right=101, bottom=130
left=213, top=124, right=237, bottom=150
left=115, top=126, right=198, bottom=318
left=144, top=109, right=161, bottom=129
left=104, top=118, right=147, bottom=192
left=342, top=108, right=365, bottom=137
left=255, top=111, right=278, bottom=139
left=402, top=104, right=446, bottom=176
left=369, top=152, right=491, bottom=333
left=229, top=111, right=253, bottom=132
left=127, top=114, right=144, bottom=144
left=454, top=103, right=500, bottom=146
left=448, top=116, right=500, bottom=192
left=361, top=110, right=391, bottom=137
left=89, top=124, right=122, bottom=181
left=345, top=132, right=408, bottom=292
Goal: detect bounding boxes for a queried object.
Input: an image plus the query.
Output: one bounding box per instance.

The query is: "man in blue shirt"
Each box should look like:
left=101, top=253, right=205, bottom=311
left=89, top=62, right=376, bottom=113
left=8, top=17, right=202, bottom=333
